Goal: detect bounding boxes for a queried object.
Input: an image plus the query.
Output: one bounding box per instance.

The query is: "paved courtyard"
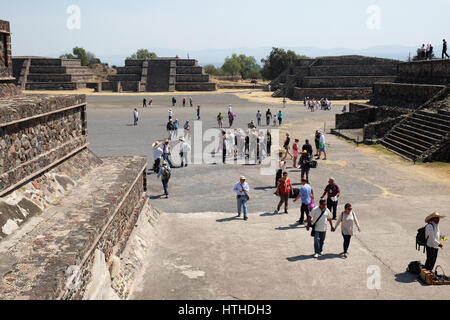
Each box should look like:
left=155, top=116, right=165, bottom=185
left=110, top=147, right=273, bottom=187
left=86, top=92, right=450, bottom=300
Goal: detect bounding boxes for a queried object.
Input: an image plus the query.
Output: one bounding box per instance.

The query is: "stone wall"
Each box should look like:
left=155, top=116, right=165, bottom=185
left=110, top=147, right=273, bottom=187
left=293, top=87, right=373, bottom=100
left=397, top=59, right=450, bottom=85
left=363, top=115, right=408, bottom=140
left=0, top=94, right=87, bottom=196
left=301, top=76, right=396, bottom=88
left=371, top=82, right=446, bottom=107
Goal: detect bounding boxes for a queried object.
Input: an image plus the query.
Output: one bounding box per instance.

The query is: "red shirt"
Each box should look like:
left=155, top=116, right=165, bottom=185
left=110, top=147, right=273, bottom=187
left=278, top=178, right=291, bottom=194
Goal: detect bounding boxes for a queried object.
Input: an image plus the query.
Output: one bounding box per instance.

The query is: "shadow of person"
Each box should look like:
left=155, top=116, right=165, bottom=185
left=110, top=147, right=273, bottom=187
left=317, top=253, right=342, bottom=260
left=394, top=271, right=424, bottom=285
left=260, top=212, right=278, bottom=217
left=254, top=186, right=276, bottom=191
left=286, top=255, right=315, bottom=262
left=276, top=224, right=304, bottom=231
left=149, top=194, right=165, bottom=200
left=216, top=216, right=240, bottom=223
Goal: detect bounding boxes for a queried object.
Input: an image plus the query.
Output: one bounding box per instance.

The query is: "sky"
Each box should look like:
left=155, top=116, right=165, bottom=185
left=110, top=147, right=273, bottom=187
left=1, top=0, right=449, bottom=64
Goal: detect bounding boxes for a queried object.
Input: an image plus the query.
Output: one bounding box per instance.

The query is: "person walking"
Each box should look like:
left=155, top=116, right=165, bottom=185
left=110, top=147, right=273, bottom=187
left=314, top=130, right=321, bottom=156
left=143, top=98, right=147, bottom=108
left=183, top=97, right=186, bottom=107
left=167, top=120, right=175, bottom=140
left=299, top=150, right=311, bottom=183
left=173, top=119, right=179, bottom=138
left=275, top=172, right=291, bottom=214
left=266, top=109, right=272, bottom=126
left=152, top=141, right=163, bottom=173
left=133, top=108, right=139, bottom=126
left=302, top=139, right=313, bottom=157
left=149, top=98, right=153, bottom=108
left=266, top=130, right=272, bottom=156
left=282, top=133, right=293, bottom=161
left=273, top=113, right=277, bottom=126
left=277, top=110, right=283, bottom=125
left=162, top=140, right=174, bottom=168
left=189, top=96, right=193, bottom=107
left=333, top=203, right=361, bottom=258
left=184, top=120, right=191, bottom=140
left=443, top=39, right=449, bottom=59
left=168, top=109, right=173, bottom=121
left=219, top=131, right=227, bottom=164
left=275, top=151, right=286, bottom=187
left=217, top=113, right=224, bottom=128
left=320, top=177, right=340, bottom=220
left=283, top=97, right=287, bottom=108
left=179, top=137, right=191, bottom=167
left=228, top=111, right=235, bottom=127
left=197, top=105, right=201, bottom=120
left=233, top=176, right=250, bottom=221
left=294, top=178, right=314, bottom=225
left=257, top=110, right=262, bottom=126
left=424, top=212, right=446, bottom=271
left=172, top=96, right=177, bottom=107
left=292, top=139, right=300, bottom=168
left=307, top=199, right=334, bottom=259
left=157, top=161, right=171, bottom=199
left=317, top=131, right=327, bottom=160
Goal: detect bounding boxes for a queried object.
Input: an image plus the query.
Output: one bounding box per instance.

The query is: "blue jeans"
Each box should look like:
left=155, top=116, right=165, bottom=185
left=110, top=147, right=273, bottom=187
left=237, top=196, right=248, bottom=217
left=314, top=231, right=326, bottom=254
left=162, top=179, right=169, bottom=196
left=343, top=234, right=352, bottom=253
left=163, top=153, right=173, bottom=168
left=134, top=118, right=138, bottom=126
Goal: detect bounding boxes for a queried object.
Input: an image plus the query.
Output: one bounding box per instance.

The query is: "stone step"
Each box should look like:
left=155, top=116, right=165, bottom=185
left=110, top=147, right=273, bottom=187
left=417, top=110, right=450, bottom=122
left=396, top=126, right=440, bottom=144
left=108, top=74, right=141, bottom=82
left=379, top=140, right=418, bottom=161
left=301, top=76, right=397, bottom=88
left=27, top=74, right=93, bottom=83
left=413, top=112, right=450, bottom=127
left=25, top=82, right=82, bottom=90
left=388, top=132, right=429, bottom=152
left=404, top=119, right=447, bottom=136
left=409, top=116, right=450, bottom=132
left=389, top=130, right=433, bottom=148
left=176, top=66, right=203, bottom=75
left=175, top=82, right=217, bottom=91
left=176, top=74, right=210, bottom=82
left=384, top=136, right=425, bottom=155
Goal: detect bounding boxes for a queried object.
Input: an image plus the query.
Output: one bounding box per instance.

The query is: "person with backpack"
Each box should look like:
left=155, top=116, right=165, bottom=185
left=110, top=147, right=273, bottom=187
left=299, top=150, right=312, bottom=183
left=424, top=212, right=446, bottom=271
left=157, top=161, right=171, bottom=199
left=307, top=199, right=334, bottom=259
left=275, top=172, right=292, bottom=214
left=293, top=178, right=314, bottom=225
left=172, top=96, right=177, bottom=107
left=233, top=176, right=250, bottom=221
left=333, top=203, right=361, bottom=258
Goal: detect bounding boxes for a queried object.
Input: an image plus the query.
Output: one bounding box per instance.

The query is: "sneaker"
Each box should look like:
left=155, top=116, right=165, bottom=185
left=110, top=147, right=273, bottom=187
left=319, top=252, right=323, bottom=256
left=314, top=254, right=319, bottom=259
left=244, top=217, right=248, bottom=221
left=274, top=210, right=279, bottom=214
left=343, top=253, right=348, bottom=258
left=237, top=214, right=241, bottom=218
left=284, top=211, right=288, bottom=214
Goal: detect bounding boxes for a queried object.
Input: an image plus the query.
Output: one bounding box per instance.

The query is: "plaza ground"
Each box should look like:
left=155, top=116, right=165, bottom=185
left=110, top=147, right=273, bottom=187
left=84, top=91, right=450, bottom=300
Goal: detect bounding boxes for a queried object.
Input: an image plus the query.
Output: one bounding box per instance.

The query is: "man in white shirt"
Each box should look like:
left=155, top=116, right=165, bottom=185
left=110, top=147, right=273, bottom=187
left=233, top=176, right=250, bottom=221
left=307, top=199, right=335, bottom=258
left=152, top=141, right=163, bottom=173
left=179, top=137, right=191, bottom=167
left=424, top=212, right=445, bottom=271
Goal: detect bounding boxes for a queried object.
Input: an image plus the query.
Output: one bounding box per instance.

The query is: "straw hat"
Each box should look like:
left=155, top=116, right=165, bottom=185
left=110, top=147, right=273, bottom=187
left=425, top=212, right=446, bottom=223
left=179, top=137, right=185, bottom=141
left=240, top=176, right=246, bottom=180
left=152, top=141, right=160, bottom=148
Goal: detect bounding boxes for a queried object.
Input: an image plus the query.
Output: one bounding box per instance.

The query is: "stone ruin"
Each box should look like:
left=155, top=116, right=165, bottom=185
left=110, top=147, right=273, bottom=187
left=12, top=56, right=94, bottom=90
left=270, top=55, right=399, bottom=100
left=104, top=58, right=217, bottom=92
left=0, top=19, right=154, bottom=300
left=333, top=59, right=449, bottom=162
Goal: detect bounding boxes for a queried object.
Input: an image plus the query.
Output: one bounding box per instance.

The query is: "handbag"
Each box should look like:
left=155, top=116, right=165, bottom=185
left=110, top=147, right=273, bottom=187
left=240, top=183, right=250, bottom=201
left=310, top=209, right=326, bottom=237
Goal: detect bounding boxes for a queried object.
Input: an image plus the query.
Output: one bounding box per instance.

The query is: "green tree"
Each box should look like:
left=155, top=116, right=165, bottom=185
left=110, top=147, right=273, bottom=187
left=73, top=47, right=89, bottom=66
left=222, top=56, right=242, bottom=76
left=128, top=49, right=158, bottom=60
left=204, top=64, right=224, bottom=76
left=261, top=47, right=309, bottom=80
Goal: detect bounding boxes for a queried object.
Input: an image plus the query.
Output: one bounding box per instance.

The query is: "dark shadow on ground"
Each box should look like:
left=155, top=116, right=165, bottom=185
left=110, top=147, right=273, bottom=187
left=276, top=224, right=303, bottom=231
left=394, top=271, right=425, bottom=285
left=260, top=212, right=278, bottom=217
left=216, top=216, right=241, bottom=223
left=254, top=186, right=276, bottom=191
left=287, top=255, right=315, bottom=262
left=318, top=253, right=343, bottom=260
left=149, top=194, right=166, bottom=200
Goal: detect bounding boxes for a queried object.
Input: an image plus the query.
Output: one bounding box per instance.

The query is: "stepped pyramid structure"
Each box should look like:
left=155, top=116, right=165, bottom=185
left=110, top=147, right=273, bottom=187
left=0, top=19, right=151, bottom=300
left=334, top=59, right=449, bottom=163
left=12, top=56, right=94, bottom=90
left=270, top=55, right=399, bottom=100
left=106, top=58, right=216, bottom=92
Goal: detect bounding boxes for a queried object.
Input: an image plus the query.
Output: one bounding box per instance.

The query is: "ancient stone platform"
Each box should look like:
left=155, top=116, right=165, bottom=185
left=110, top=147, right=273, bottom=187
left=12, top=57, right=94, bottom=91
left=271, top=55, right=399, bottom=100
left=0, top=20, right=20, bottom=98
left=106, top=58, right=216, bottom=92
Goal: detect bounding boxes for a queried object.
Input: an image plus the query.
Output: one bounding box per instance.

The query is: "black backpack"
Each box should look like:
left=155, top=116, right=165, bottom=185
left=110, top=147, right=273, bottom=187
left=407, top=261, right=423, bottom=274
left=416, top=223, right=432, bottom=252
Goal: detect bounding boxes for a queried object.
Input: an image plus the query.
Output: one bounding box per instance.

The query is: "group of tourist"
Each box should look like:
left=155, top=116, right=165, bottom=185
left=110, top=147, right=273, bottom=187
left=418, top=39, right=449, bottom=60
left=304, top=97, right=333, bottom=112
left=172, top=96, right=194, bottom=108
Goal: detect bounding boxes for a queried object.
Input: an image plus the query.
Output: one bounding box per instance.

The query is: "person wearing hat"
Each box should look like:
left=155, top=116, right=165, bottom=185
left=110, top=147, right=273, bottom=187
left=162, top=140, right=174, bottom=168
left=233, top=176, right=250, bottom=221
left=424, top=212, right=445, bottom=271
left=152, top=141, right=163, bottom=173
left=157, top=160, right=171, bottom=199
left=179, top=137, right=191, bottom=167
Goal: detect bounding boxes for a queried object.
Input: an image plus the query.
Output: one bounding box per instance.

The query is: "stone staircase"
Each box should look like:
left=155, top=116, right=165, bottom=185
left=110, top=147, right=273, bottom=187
left=380, top=109, right=450, bottom=161
left=12, top=57, right=94, bottom=90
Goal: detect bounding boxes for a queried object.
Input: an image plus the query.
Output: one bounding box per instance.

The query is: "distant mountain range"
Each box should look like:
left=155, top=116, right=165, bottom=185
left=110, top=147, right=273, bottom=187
left=56, top=45, right=437, bottom=67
